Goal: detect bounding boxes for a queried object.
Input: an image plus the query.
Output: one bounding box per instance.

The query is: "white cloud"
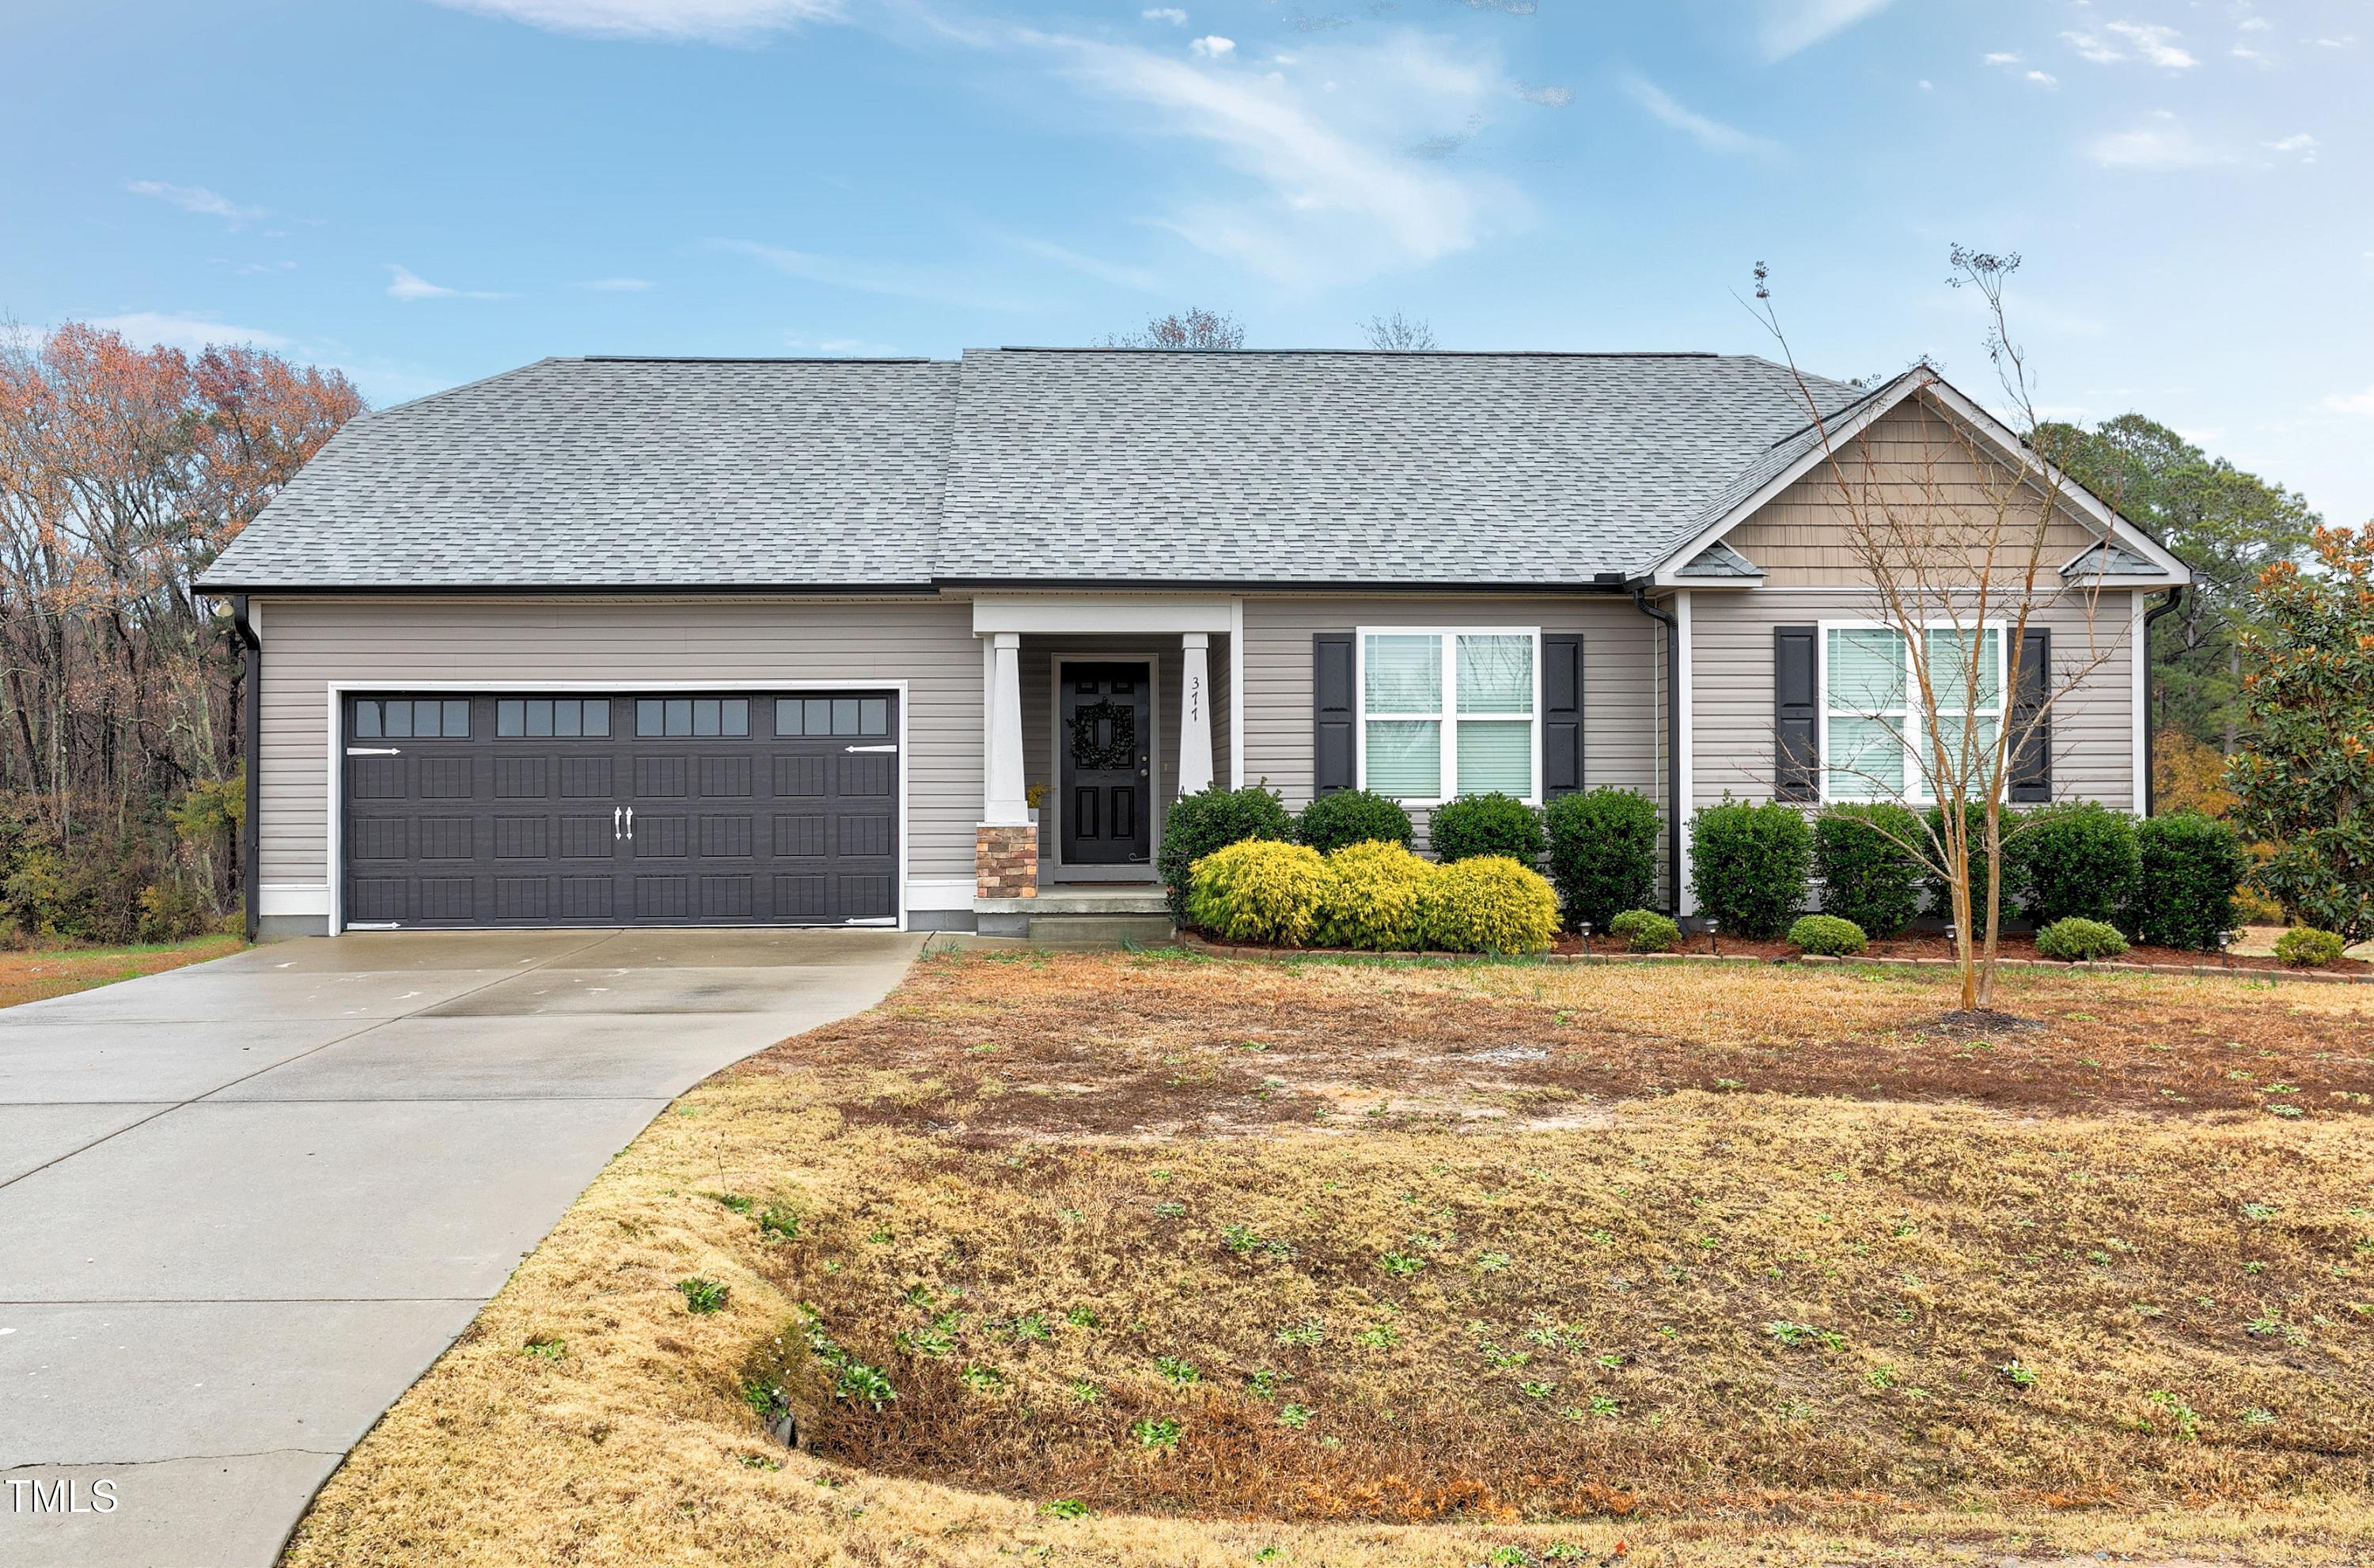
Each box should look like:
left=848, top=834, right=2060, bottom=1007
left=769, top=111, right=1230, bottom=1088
left=1030, top=29, right=1521, bottom=285
left=2238, top=15, right=2270, bottom=32
left=1621, top=74, right=1782, bottom=158
left=1189, top=34, right=1234, bottom=58
left=2264, top=132, right=2319, bottom=162
left=2086, top=112, right=2228, bottom=170
left=2026, top=70, right=2057, bottom=86
left=385, top=263, right=510, bottom=300
left=123, top=180, right=265, bottom=223
left=85, top=311, right=291, bottom=350
left=998, top=233, right=1162, bottom=292
left=2064, top=21, right=2197, bottom=68
left=577, top=276, right=656, bottom=290
left=1756, top=0, right=1895, bottom=60
left=711, top=239, right=1026, bottom=310
left=1142, top=7, right=1187, bottom=22
left=2326, top=386, right=2374, bottom=418
left=1517, top=82, right=1574, bottom=108
left=1981, top=51, right=2019, bottom=65
left=423, top=0, right=839, bottom=42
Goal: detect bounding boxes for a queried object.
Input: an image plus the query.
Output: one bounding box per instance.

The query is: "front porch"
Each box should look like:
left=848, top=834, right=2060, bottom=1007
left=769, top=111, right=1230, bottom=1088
left=969, top=597, right=1235, bottom=936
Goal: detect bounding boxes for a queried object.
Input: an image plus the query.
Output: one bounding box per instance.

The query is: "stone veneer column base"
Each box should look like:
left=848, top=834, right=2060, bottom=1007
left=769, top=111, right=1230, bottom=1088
left=975, top=824, right=1039, bottom=900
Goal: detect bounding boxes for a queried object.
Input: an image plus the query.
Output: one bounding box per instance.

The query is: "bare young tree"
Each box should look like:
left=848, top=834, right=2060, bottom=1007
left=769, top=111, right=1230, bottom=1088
left=1098, top=307, right=1246, bottom=350
left=1360, top=311, right=1437, bottom=350
left=1750, top=252, right=2129, bottom=1014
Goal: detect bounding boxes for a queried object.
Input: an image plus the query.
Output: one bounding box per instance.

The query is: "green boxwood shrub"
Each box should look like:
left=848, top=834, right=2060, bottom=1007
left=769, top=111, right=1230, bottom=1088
left=1428, top=793, right=1545, bottom=865
left=2274, top=927, right=2346, bottom=968
left=1788, top=914, right=1868, bottom=956
left=1812, top=804, right=1923, bottom=938
left=1418, top=855, right=1561, bottom=954
left=1317, top=839, right=1432, bottom=951
left=1607, top=908, right=1679, bottom=953
left=1688, top=800, right=1811, bottom=939
left=1185, top=840, right=1331, bottom=945
left=1294, top=788, right=1413, bottom=854
left=1159, top=784, right=1292, bottom=919
left=2126, top=811, right=2248, bottom=952
left=2007, top=802, right=2139, bottom=927
left=2035, top=916, right=2130, bottom=962
left=1543, top=787, right=1659, bottom=933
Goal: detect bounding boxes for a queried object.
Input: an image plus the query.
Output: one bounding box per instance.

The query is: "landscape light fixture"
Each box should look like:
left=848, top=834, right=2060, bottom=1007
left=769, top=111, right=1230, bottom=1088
left=1578, top=918, right=1593, bottom=957
left=1705, top=917, right=1720, bottom=956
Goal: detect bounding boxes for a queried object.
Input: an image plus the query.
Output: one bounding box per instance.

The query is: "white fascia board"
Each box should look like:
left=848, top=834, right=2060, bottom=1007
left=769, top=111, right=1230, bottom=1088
left=972, top=594, right=1234, bottom=635
left=1644, top=373, right=1925, bottom=588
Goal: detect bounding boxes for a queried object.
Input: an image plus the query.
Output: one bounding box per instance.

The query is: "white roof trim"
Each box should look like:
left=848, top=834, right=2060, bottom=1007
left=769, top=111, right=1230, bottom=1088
left=1644, top=369, right=2191, bottom=589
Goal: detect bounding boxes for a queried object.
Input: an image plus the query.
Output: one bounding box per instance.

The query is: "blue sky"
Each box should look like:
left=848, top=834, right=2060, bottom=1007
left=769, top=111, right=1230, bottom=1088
left=6, top=0, right=2369, bottom=522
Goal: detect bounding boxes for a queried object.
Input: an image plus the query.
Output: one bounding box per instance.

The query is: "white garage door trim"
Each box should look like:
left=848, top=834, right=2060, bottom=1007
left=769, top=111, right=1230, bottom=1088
left=324, top=678, right=911, bottom=934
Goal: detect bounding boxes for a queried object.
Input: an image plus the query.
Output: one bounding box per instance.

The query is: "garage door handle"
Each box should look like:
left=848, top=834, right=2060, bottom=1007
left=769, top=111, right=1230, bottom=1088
left=347, top=746, right=401, bottom=756
left=612, top=805, right=623, bottom=840
left=844, top=744, right=897, bottom=753
left=624, top=807, right=634, bottom=840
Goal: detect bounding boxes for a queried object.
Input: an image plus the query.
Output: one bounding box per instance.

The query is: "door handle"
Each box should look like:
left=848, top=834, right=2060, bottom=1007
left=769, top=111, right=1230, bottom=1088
left=624, top=806, right=634, bottom=840
left=613, top=805, right=623, bottom=840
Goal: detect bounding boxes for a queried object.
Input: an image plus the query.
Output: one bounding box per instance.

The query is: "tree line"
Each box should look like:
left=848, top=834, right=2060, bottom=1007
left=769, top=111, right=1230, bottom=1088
left=0, top=322, right=362, bottom=943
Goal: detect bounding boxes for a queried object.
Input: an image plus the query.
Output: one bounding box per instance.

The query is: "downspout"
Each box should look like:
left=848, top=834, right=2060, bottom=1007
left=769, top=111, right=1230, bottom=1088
left=2139, top=585, right=2184, bottom=819
left=1629, top=585, right=1683, bottom=915
left=230, top=594, right=261, bottom=944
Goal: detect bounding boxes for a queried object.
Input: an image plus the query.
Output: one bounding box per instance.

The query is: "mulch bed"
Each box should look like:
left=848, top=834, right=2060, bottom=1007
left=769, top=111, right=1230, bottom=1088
left=1548, top=930, right=2371, bottom=975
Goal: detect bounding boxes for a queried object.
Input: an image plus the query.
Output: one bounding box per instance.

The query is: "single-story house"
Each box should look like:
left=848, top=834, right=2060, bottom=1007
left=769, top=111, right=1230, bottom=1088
left=195, top=349, right=2190, bottom=939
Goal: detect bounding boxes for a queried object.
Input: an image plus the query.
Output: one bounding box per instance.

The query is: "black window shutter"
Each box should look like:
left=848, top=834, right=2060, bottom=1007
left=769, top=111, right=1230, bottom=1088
left=1542, top=634, right=1584, bottom=797
left=1313, top=633, right=1356, bottom=795
left=1774, top=625, right=1819, bottom=802
left=2010, top=627, right=2052, bottom=803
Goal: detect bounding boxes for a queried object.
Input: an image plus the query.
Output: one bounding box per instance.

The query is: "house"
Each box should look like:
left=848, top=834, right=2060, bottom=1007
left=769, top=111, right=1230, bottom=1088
left=195, top=349, right=2190, bottom=940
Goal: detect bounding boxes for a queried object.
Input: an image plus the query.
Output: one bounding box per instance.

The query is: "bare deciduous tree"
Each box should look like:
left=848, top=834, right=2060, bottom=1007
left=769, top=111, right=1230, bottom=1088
left=1360, top=311, right=1436, bottom=350
left=1098, top=307, right=1246, bottom=350
left=1750, top=252, right=2131, bottom=1014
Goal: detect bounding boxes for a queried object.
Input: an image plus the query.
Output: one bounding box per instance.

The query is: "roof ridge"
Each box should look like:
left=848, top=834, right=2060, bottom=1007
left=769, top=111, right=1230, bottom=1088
left=980, top=347, right=1726, bottom=358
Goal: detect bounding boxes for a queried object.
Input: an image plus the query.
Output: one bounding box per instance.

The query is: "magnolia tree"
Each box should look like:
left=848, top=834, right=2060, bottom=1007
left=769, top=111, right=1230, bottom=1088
left=2225, top=524, right=2374, bottom=941
left=1752, top=251, right=2132, bottom=1013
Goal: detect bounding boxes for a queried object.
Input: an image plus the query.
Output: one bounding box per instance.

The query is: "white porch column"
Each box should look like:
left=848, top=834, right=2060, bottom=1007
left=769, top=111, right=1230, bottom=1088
left=1179, top=632, right=1215, bottom=796
left=984, top=631, right=1029, bottom=824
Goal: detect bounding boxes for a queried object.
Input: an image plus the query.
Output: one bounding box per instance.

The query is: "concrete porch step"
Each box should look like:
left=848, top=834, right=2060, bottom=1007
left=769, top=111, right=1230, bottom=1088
left=1026, top=913, right=1178, bottom=944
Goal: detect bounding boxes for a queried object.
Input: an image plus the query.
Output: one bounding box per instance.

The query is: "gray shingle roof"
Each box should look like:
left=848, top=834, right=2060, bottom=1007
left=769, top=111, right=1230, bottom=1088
left=1674, top=540, right=1764, bottom=580
left=2061, top=540, right=2166, bottom=578
left=198, top=350, right=1875, bottom=592
left=199, top=357, right=958, bottom=589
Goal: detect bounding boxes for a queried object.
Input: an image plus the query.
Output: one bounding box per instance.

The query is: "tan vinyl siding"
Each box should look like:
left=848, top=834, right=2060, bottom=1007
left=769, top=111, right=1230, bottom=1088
left=253, top=595, right=984, bottom=892
left=1690, top=589, right=2140, bottom=810
left=1240, top=596, right=1665, bottom=854
left=1727, top=400, right=2103, bottom=586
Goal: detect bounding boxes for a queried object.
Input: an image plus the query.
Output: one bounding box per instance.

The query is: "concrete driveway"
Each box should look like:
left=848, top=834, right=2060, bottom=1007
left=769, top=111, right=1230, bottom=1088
left=0, top=926, right=922, bottom=1568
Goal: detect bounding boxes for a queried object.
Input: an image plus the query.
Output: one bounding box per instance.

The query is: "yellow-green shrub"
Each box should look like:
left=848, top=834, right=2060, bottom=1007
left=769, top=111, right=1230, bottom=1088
left=1418, top=854, right=1560, bottom=954
left=1317, top=839, right=1433, bottom=950
left=1185, top=840, right=1333, bottom=945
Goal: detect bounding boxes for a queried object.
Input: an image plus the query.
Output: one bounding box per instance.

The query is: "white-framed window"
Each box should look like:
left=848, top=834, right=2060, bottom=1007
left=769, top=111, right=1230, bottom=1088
left=1355, top=627, right=1541, bottom=805
left=1819, top=621, right=2005, bottom=802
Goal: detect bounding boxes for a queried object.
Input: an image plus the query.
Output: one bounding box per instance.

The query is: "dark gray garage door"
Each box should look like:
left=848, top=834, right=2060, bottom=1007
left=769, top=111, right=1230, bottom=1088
left=342, top=691, right=899, bottom=928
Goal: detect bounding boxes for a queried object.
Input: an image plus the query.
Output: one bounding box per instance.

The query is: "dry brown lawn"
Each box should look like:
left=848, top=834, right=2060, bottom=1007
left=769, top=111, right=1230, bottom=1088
left=285, top=949, right=2374, bottom=1568
left=0, top=931, right=242, bottom=1009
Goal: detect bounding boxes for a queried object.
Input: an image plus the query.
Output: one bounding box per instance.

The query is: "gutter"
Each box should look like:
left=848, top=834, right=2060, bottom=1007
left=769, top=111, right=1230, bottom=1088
left=1628, top=585, right=1684, bottom=915
left=2140, top=585, right=2185, bottom=818
left=229, top=595, right=262, bottom=944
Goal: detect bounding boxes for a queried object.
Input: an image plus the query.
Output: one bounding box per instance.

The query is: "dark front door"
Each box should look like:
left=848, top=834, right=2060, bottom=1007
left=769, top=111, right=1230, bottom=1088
left=1059, top=661, right=1151, bottom=866
left=341, top=690, right=900, bottom=927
